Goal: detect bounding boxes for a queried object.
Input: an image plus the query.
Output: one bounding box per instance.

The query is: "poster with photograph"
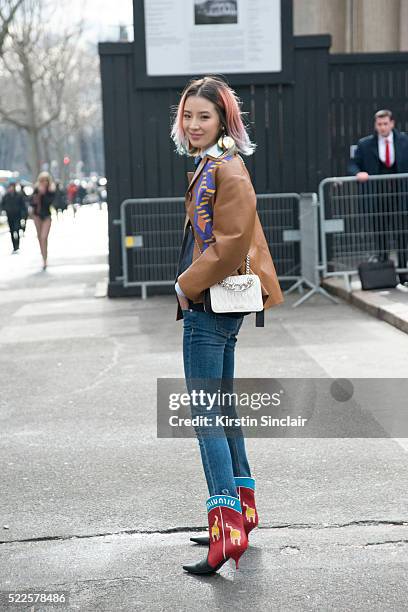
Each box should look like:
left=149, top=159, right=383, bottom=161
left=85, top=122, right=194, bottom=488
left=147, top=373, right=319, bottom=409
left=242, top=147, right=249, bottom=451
left=144, top=0, right=282, bottom=76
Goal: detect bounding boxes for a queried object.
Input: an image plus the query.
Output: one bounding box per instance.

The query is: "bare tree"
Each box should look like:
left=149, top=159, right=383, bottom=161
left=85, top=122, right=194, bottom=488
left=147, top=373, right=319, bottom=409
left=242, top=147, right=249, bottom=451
left=45, top=44, right=102, bottom=180
left=0, top=0, right=24, bottom=54
left=0, top=0, right=82, bottom=178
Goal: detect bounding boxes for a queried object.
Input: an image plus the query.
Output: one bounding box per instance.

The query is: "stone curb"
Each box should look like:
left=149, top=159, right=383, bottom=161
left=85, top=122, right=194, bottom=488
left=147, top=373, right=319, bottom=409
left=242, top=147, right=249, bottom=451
left=322, top=279, right=408, bottom=335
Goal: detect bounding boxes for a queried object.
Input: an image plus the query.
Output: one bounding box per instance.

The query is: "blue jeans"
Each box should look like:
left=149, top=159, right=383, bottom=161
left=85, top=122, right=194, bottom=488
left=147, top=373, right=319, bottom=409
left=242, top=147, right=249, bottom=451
left=182, top=309, right=252, bottom=497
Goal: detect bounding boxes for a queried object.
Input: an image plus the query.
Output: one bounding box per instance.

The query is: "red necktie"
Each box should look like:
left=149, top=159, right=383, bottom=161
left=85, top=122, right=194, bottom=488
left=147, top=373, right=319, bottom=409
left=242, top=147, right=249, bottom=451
left=385, top=139, right=391, bottom=168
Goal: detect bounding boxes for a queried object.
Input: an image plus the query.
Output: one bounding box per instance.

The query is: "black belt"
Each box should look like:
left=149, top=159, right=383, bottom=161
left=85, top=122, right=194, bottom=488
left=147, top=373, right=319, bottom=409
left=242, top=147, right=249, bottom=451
left=188, top=301, right=205, bottom=312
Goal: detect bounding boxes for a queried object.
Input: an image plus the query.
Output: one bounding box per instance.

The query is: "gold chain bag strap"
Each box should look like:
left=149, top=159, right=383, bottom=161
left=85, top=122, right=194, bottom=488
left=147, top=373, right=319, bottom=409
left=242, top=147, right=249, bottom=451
left=194, top=235, right=264, bottom=315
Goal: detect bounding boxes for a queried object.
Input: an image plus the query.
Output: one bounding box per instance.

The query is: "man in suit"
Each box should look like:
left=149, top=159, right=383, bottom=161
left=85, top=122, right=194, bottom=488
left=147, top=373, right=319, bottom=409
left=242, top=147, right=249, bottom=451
left=349, top=109, right=408, bottom=283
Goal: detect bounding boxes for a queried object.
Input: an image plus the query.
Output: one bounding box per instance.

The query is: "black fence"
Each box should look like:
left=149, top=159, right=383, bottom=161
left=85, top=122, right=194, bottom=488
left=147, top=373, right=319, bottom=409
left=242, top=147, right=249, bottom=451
left=319, top=174, right=408, bottom=275
left=120, top=194, right=302, bottom=293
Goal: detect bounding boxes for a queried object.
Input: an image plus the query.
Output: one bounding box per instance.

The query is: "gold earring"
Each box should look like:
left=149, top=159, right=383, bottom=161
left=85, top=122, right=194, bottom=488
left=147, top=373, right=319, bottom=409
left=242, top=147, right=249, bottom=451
left=217, top=134, right=235, bottom=150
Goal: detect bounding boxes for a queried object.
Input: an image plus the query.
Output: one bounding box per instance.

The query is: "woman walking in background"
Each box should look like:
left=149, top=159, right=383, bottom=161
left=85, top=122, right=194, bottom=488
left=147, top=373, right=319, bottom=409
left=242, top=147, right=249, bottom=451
left=172, top=76, right=283, bottom=575
left=31, top=171, right=55, bottom=270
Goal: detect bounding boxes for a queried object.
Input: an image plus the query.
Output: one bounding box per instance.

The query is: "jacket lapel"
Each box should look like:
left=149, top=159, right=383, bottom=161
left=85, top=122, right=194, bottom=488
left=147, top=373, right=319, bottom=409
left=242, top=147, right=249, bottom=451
left=185, top=157, right=208, bottom=229
left=184, top=149, right=231, bottom=233
left=371, top=133, right=379, bottom=158
left=185, top=156, right=211, bottom=248
left=393, top=130, right=401, bottom=169
left=185, top=148, right=230, bottom=194
left=185, top=156, right=207, bottom=194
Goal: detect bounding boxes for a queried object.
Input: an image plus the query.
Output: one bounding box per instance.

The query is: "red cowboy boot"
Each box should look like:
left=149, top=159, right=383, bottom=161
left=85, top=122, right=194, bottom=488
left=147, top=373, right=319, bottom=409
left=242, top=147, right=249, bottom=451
left=190, top=477, right=258, bottom=546
left=183, top=495, right=248, bottom=574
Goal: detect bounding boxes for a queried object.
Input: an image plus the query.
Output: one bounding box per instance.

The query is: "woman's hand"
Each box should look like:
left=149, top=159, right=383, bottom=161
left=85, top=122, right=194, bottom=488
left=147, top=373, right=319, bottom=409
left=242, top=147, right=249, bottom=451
left=177, top=294, right=190, bottom=310
left=175, top=282, right=190, bottom=310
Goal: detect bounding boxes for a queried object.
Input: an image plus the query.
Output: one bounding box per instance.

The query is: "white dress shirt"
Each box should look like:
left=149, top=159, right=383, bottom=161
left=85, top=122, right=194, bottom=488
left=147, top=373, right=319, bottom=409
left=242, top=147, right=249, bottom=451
left=378, top=132, right=395, bottom=166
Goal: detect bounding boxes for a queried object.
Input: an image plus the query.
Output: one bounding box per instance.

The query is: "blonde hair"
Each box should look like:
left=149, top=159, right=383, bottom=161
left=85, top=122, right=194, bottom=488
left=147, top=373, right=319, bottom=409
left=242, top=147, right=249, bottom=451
left=35, top=171, right=55, bottom=191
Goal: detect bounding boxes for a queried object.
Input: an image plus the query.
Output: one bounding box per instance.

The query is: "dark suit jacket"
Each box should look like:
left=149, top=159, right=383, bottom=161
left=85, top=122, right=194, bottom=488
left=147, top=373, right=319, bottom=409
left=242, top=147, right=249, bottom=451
left=348, top=129, right=408, bottom=175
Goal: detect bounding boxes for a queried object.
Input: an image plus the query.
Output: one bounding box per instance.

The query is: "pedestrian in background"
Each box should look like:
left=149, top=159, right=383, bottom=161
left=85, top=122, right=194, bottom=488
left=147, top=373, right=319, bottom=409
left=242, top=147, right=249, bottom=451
left=172, top=76, right=283, bottom=575
left=76, top=182, right=87, bottom=206
left=54, top=182, right=67, bottom=217
left=19, top=185, right=30, bottom=236
left=2, top=180, right=26, bottom=253
left=31, top=171, right=55, bottom=270
left=348, top=109, right=408, bottom=283
left=66, top=182, right=78, bottom=216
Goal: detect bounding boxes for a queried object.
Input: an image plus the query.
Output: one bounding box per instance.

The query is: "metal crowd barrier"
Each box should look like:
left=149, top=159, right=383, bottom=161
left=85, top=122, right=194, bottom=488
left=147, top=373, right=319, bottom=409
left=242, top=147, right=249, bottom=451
left=319, top=173, right=408, bottom=289
left=116, top=197, right=185, bottom=299
left=115, top=193, right=326, bottom=306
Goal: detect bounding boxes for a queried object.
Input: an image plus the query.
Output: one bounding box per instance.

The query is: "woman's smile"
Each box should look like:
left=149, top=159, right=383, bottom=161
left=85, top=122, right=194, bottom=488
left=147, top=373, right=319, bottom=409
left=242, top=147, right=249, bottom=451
left=189, top=133, right=204, bottom=141
left=182, top=95, right=221, bottom=152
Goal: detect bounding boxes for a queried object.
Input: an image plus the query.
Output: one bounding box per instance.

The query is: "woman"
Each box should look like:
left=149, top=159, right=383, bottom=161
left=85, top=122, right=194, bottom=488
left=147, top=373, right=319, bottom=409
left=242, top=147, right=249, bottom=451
left=31, top=171, right=55, bottom=270
left=172, top=76, right=283, bottom=575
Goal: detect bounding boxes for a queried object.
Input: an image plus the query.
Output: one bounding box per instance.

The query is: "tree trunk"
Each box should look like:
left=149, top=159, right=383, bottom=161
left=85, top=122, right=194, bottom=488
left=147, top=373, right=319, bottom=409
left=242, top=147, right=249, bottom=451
left=19, top=46, right=40, bottom=179
left=27, top=127, right=41, bottom=179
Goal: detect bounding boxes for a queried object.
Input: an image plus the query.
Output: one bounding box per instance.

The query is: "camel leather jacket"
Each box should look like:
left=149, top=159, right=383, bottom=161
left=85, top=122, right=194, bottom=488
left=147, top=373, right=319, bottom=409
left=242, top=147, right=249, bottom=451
left=176, top=149, right=283, bottom=320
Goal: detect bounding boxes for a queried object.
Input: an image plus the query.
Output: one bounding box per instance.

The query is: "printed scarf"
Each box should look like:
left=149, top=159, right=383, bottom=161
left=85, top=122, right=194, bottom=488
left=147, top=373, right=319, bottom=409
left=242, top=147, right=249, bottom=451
left=193, top=156, right=232, bottom=251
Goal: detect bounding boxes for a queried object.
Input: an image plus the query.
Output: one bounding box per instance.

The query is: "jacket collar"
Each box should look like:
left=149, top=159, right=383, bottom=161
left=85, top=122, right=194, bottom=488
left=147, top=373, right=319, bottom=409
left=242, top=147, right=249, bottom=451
left=373, top=128, right=400, bottom=145
left=378, top=131, right=394, bottom=144
left=202, top=142, right=224, bottom=159
left=371, top=129, right=402, bottom=167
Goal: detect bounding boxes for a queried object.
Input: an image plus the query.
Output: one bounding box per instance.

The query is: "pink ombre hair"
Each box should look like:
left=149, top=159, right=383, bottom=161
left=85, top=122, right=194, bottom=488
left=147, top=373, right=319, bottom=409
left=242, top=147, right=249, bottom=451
left=171, top=76, right=256, bottom=156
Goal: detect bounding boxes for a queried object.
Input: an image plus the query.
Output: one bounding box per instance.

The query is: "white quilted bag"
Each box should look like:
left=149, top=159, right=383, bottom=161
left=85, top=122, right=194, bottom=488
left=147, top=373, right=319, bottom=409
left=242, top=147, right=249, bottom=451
left=209, top=272, right=264, bottom=313
left=194, top=234, right=264, bottom=315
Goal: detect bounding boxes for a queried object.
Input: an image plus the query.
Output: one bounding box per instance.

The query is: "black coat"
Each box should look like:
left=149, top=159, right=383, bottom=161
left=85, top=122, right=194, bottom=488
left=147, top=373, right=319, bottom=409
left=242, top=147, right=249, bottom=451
left=348, top=129, right=408, bottom=175
left=31, top=188, right=55, bottom=219
left=54, top=187, right=67, bottom=210
left=2, top=191, right=26, bottom=218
